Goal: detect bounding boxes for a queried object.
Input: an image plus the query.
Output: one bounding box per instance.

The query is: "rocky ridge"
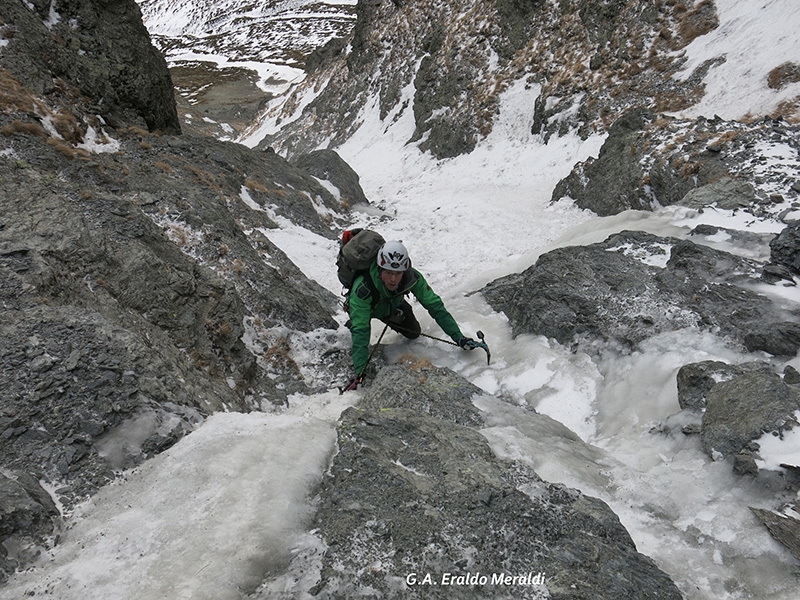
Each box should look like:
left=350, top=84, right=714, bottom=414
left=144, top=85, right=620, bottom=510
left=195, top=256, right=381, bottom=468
left=551, top=108, right=800, bottom=217
left=0, top=0, right=369, bottom=580
left=254, top=363, right=682, bottom=600
left=249, top=0, right=789, bottom=161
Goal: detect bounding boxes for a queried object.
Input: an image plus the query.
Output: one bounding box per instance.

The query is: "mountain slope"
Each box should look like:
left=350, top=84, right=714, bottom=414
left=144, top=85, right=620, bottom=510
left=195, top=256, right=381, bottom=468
left=235, top=0, right=799, bottom=163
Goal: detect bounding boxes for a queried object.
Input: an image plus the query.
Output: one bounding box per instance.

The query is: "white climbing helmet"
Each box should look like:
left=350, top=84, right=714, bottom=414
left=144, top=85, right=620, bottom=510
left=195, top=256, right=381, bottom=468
left=377, top=240, right=410, bottom=271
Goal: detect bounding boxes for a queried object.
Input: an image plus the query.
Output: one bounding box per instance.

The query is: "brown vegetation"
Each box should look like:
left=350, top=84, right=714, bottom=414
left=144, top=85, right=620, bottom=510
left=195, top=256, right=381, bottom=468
left=46, top=137, right=90, bottom=159
left=678, top=0, right=718, bottom=44
left=1, top=120, right=46, bottom=138
left=767, top=62, right=800, bottom=90
left=0, top=68, right=41, bottom=114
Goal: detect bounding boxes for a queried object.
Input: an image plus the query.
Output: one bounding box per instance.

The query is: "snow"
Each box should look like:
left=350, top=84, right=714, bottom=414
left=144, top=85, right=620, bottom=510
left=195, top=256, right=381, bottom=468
left=170, top=51, right=305, bottom=95
left=755, top=412, right=800, bottom=471
left=7, top=2, right=800, bottom=599
left=673, top=0, right=800, bottom=121
left=7, top=398, right=350, bottom=599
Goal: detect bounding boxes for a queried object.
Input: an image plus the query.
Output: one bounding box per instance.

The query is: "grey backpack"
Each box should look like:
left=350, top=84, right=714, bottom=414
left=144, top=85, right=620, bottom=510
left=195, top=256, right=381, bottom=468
left=336, top=228, right=385, bottom=289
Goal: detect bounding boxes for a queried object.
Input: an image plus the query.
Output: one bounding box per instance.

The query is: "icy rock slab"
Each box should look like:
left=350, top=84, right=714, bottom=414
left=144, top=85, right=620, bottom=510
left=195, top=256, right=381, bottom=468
left=284, top=363, right=682, bottom=599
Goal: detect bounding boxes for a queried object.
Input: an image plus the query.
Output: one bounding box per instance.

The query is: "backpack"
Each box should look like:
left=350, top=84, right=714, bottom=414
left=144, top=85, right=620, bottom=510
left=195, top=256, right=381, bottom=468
left=336, top=228, right=385, bottom=291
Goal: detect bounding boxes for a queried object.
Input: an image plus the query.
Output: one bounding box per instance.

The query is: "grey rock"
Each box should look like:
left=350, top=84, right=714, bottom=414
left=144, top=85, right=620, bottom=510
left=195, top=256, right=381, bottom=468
left=0, top=471, right=58, bottom=582
left=733, top=451, right=760, bottom=477
left=769, top=222, right=800, bottom=275
left=679, top=177, right=758, bottom=210
left=552, top=114, right=800, bottom=218
left=701, top=371, right=800, bottom=459
left=481, top=230, right=784, bottom=353
left=0, top=0, right=179, bottom=133
left=0, top=1, right=357, bottom=563
left=550, top=109, right=656, bottom=216
left=360, top=363, right=485, bottom=427
left=293, top=149, right=369, bottom=209
left=284, top=365, right=681, bottom=599
left=761, top=263, right=797, bottom=284
left=784, top=365, right=800, bottom=385
left=677, top=361, right=775, bottom=410
left=744, top=322, right=800, bottom=357
left=750, top=506, right=800, bottom=561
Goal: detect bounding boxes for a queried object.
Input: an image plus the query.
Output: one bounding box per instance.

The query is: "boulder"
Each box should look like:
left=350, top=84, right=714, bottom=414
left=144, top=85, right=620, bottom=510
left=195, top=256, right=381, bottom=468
left=293, top=149, right=369, bottom=208
left=679, top=177, right=759, bottom=210
left=481, top=230, right=786, bottom=353
left=744, top=322, right=800, bottom=357
left=701, top=371, right=800, bottom=459
left=676, top=361, right=775, bottom=410
left=750, top=506, right=800, bottom=561
left=0, top=471, right=59, bottom=582
left=769, top=221, right=800, bottom=275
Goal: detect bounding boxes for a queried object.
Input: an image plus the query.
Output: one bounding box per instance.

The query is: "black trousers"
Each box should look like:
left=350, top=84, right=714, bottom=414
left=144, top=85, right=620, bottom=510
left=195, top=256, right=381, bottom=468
left=380, top=300, right=420, bottom=339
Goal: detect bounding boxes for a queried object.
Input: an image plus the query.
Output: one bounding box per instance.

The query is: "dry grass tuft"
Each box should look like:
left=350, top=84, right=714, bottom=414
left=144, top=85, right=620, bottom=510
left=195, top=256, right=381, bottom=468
left=51, top=111, right=84, bottom=144
left=47, top=137, right=89, bottom=159
left=263, top=338, right=301, bottom=375
left=767, top=63, right=800, bottom=90
left=677, top=0, right=718, bottom=45
left=125, top=125, right=150, bottom=137
left=245, top=178, right=267, bottom=193
left=154, top=161, right=174, bottom=174
left=0, top=68, right=41, bottom=114
left=770, top=97, right=800, bottom=123
left=1, top=120, right=46, bottom=138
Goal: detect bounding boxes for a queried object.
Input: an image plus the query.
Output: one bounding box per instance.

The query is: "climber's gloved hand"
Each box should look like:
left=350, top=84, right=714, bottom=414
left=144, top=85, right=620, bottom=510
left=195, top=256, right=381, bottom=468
left=342, top=372, right=365, bottom=392
left=458, top=337, right=480, bottom=350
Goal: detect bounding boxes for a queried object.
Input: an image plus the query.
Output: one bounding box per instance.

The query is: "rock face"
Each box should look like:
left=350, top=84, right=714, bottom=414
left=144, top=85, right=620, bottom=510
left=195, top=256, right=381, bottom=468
left=260, top=0, right=716, bottom=160
left=292, top=149, right=369, bottom=208
left=0, top=121, right=354, bottom=550
left=0, top=2, right=369, bottom=579
left=550, top=109, right=661, bottom=216
left=266, top=364, right=681, bottom=599
left=481, top=230, right=797, bottom=355
left=0, top=0, right=180, bottom=133
left=0, top=472, right=59, bottom=578
left=0, top=123, right=359, bottom=578
left=769, top=221, right=800, bottom=275
left=551, top=112, right=800, bottom=217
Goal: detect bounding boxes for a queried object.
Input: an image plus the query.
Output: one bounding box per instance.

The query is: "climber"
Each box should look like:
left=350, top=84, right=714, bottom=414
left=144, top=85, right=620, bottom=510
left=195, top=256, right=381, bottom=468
left=342, top=240, right=482, bottom=391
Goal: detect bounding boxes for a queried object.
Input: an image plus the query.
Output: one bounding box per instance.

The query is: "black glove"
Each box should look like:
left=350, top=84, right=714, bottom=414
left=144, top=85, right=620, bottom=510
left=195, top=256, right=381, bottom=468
left=342, top=372, right=365, bottom=392
left=458, top=337, right=480, bottom=350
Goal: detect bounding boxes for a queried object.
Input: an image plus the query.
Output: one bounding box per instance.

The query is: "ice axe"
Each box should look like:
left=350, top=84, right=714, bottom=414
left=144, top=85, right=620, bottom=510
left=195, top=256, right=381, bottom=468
left=476, top=330, right=491, bottom=365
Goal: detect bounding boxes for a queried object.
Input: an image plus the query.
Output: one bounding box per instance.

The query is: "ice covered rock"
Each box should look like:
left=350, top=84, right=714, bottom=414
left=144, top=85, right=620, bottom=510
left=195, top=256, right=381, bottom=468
left=283, top=364, right=682, bottom=599
left=481, top=230, right=796, bottom=355
left=701, top=371, right=800, bottom=461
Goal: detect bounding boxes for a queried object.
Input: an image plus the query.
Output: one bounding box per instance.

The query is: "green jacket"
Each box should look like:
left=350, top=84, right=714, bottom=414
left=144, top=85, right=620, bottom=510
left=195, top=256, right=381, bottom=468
left=349, top=262, right=463, bottom=373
